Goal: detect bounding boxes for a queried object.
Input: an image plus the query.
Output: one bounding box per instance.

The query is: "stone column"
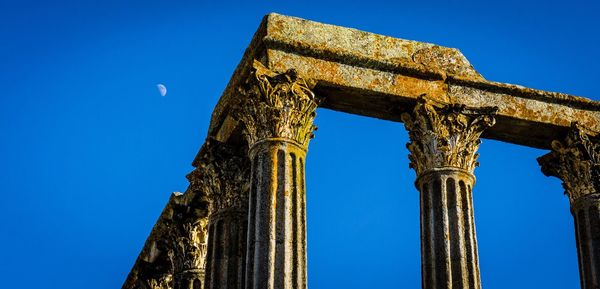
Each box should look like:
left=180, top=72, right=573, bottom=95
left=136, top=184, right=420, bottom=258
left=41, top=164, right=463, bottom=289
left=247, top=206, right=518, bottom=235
left=402, top=97, right=497, bottom=289
left=235, top=61, right=319, bottom=289
left=169, top=175, right=212, bottom=289
left=538, top=123, right=600, bottom=289
left=199, top=140, right=250, bottom=289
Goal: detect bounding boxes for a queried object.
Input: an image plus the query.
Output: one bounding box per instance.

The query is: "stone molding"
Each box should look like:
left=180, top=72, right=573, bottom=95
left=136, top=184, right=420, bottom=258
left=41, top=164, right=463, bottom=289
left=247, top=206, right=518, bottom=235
left=538, top=123, right=600, bottom=204
left=402, top=96, right=497, bottom=177
left=234, top=60, right=319, bottom=149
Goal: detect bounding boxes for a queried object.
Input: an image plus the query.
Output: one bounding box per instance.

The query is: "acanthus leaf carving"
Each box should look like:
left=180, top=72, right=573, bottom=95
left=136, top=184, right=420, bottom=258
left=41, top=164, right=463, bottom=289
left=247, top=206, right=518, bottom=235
left=163, top=192, right=209, bottom=281
left=538, top=123, right=600, bottom=203
left=234, top=60, right=320, bottom=148
left=145, top=274, right=172, bottom=289
left=401, top=96, right=497, bottom=176
left=195, top=138, right=250, bottom=214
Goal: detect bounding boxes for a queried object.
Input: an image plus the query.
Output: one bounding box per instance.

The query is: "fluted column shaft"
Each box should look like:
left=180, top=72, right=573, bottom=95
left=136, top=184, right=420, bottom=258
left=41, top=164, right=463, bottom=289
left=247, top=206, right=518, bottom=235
left=206, top=211, right=247, bottom=289
left=402, top=97, right=496, bottom=289
left=538, top=124, right=600, bottom=289
left=245, top=140, right=308, bottom=289
left=572, top=195, right=600, bottom=289
left=417, top=169, right=480, bottom=289
left=234, top=60, right=318, bottom=289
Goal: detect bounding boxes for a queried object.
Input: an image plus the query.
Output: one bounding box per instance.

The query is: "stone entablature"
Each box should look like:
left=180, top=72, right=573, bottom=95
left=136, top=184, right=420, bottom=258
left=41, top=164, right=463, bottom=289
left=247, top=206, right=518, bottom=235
left=209, top=13, right=600, bottom=149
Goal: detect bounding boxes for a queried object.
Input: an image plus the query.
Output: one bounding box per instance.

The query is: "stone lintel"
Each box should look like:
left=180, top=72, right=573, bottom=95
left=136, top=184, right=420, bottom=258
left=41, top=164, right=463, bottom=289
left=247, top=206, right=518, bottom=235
left=208, top=13, right=600, bottom=150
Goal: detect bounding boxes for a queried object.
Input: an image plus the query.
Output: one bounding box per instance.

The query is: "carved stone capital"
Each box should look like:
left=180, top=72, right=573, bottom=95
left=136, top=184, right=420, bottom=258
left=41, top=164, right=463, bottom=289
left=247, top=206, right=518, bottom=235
left=193, top=139, right=250, bottom=214
left=538, top=123, right=600, bottom=204
left=401, top=97, right=497, bottom=177
left=167, top=194, right=209, bottom=278
left=145, top=274, right=173, bottom=289
left=234, top=60, right=319, bottom=149
left=169, top=219, right=209, bottom=274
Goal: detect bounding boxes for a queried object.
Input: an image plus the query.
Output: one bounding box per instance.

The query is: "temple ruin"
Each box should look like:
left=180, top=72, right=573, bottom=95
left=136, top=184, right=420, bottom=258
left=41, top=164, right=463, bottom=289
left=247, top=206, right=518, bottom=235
left=122, top=13, right=600, bottom=289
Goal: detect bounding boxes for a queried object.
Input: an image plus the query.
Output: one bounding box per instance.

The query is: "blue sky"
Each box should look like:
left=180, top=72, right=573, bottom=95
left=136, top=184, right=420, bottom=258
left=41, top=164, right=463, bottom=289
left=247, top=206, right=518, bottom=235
left=1, top=1, right=598, bottom=288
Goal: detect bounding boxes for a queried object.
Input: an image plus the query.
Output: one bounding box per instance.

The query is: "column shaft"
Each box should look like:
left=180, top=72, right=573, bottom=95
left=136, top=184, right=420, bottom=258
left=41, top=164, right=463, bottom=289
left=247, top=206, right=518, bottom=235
left=572, top=196, right=600, bottom=289
left=205, top=212, right=247, bottom=289
left=419, top=170, right=480, bottom=289
left=246, top=140, right=307, bottom=289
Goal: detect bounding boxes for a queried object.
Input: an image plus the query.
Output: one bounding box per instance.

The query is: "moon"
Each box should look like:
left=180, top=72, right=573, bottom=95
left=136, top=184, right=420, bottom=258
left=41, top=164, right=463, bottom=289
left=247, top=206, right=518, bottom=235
left=157, top=84, right=167, bottom=97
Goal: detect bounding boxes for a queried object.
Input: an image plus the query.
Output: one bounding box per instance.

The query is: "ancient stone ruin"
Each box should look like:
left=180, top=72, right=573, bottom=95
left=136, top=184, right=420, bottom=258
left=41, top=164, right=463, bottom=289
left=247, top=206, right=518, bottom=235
left=122, top=13, right=600, bottom=289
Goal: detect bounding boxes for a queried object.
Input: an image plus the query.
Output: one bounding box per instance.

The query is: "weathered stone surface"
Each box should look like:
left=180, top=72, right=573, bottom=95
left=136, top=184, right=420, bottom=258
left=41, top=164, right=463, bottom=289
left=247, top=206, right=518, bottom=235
left=234, top=63, right=315, bottom=289
left=210, top=13, right=600, bottom=149
left=245, top=140, right=309, bottom=289
left=169, top=196, right=209, bottom=289
left=404, top=101, right=495, bottom=289
left=538, top=124, right=600, bottom=205
left=402, top=96, right=497, bottom=177
left=234, top=60, right=319, bottom=148
left=194, top=139, right=250, bottom=213
left=538, top=124, right=600, bottom=289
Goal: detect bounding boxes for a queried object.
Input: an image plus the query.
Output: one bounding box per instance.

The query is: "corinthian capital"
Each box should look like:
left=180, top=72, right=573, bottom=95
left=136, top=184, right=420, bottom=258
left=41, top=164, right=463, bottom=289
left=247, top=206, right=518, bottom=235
left=194, top=139, right=250, bottom=214
left=234, top=60, right=319, bottom=148
left=146, top=275, right=172, bottom=289
left=538, top=123, right=600, bottom=204
left=167, top=195, right=209, bottom=275
left=401, top=97, right=497, bottom=176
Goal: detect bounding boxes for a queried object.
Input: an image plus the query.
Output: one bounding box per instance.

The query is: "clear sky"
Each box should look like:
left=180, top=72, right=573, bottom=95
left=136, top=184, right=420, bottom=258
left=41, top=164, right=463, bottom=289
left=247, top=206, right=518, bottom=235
left=1, top=1, right=598, bottom=288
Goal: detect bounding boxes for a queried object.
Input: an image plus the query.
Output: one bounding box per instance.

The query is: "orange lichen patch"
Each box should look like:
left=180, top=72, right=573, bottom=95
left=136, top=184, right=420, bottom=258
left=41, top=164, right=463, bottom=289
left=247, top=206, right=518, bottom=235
left=449, top=84, right=600, bottom=142
left=268, top=50, right=346, bottom=86
left=268, top=49, right=447, bottom=101
left=392, top=74, right=448, bottom=102
left=565, top=110, right=600, bottom=135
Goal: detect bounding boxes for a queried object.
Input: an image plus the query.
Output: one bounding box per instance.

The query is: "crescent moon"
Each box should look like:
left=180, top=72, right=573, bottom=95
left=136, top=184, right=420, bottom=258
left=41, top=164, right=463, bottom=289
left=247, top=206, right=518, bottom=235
left=157, top=84, right=167, bottom=97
